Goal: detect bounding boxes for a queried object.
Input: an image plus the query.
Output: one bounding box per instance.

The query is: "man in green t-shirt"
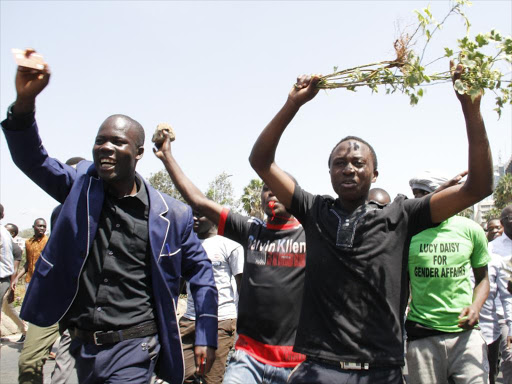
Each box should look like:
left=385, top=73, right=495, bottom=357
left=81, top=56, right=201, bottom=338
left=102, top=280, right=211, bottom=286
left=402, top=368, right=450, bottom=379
left=406, top=171, right=490, bottom=384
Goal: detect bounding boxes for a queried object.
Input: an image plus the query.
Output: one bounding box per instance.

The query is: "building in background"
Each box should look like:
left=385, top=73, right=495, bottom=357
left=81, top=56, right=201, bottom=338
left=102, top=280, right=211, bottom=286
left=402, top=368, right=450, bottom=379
left=474, top=154, right=512, bottom=225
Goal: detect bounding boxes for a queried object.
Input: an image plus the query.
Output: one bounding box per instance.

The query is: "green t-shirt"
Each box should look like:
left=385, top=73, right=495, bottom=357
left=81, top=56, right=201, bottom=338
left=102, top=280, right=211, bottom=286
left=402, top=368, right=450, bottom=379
left=407, top=215, right=490, bottom=332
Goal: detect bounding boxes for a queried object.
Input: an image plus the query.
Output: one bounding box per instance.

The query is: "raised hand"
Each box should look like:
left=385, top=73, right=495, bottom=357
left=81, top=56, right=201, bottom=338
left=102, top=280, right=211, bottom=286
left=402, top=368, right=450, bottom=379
left=450, top=60, right=482, bottom=108
left=152, top=131, right=173, bottom=161
left=288, top=74, right=321, bottom=107
left=14, top=49, right=51, bottom=114
left=434, top=170, right=468, bottom=194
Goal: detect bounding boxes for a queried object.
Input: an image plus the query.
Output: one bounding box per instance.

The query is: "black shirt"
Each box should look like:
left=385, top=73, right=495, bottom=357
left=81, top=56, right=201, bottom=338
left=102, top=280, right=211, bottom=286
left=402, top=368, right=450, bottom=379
left=219, top=210, right=306, bottom=365
left=65, top=176, right=155, bottom=331
left=290, top=186, right=434, bottom=367
left=12, top=243, right=22, bottom=262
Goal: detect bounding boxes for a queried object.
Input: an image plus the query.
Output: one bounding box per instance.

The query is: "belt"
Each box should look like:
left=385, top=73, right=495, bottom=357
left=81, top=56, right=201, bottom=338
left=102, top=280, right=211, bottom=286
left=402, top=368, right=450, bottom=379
left=70, top=320, right=158, bottom=346
left=308, top=356, right=370, bottom=370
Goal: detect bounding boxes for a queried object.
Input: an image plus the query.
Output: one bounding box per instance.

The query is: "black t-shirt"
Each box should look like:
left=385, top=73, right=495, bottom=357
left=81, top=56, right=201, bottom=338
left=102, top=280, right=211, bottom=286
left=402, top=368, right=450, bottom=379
left=12, top=243, right=22, bottom=262
left=218, top=209, right=306, bottom=366
left=289, top=186, right=434, bottom=367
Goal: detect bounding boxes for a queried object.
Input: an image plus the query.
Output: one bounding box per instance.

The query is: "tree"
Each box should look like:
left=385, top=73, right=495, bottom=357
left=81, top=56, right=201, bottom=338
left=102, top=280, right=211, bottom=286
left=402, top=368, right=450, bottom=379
left=484, top=208, right=502, bottom=222
left=457, top=207, right=474, bottom=219
left=484, top=173, right=512, bottom=221
left=148, top=169, right=186, bottom=203
left=494, top=173, right=512, bottom=210
left=205, top=172, right=238, bottom=209
left=240, top=179, right=264, bottom=219
left=19, top=228, right=34, bottom=239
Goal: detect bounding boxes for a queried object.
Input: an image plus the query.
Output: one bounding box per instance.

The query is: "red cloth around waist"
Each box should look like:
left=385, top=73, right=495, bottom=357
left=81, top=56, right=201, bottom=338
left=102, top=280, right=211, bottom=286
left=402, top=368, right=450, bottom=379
left=235, top=334, right=306, bottom=368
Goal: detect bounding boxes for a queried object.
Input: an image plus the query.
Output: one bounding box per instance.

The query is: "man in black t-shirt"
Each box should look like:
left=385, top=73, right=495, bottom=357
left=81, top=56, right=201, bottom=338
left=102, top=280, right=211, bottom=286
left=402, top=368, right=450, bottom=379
left=154, top=145, right=306, bottom=384
left=249, top=64, right=493, bottom=383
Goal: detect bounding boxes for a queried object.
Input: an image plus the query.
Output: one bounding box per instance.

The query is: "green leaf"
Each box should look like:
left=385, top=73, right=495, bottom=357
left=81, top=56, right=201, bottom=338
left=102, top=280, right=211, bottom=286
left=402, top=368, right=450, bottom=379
left=444, top=47, right=454, bottom=57
left=424, top=6, right=432, bottom=18
left=461, top=58, right=476, bottom=68
left=475, top=34, right=489, bottom=47
left=454, top=79, right=466, bottom=94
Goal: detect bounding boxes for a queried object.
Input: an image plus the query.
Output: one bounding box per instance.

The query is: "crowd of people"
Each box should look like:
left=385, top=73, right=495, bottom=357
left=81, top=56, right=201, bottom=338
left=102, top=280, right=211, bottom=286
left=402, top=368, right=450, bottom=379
left=0, top=49, right=511, bottom=384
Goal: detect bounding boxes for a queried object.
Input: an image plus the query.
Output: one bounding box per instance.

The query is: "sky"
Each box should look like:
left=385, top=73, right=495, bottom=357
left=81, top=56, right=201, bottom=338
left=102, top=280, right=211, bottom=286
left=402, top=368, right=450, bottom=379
left=1, top=0, right=511, bottom=231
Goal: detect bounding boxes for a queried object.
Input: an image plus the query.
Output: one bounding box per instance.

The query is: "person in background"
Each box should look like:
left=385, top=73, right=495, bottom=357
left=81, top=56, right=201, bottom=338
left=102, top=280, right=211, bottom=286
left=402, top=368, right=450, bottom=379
left=406, top=172, right=490, bottom=383
left=15, top=218, right=58, bottom=384
left=488, top=205, right=512, bottom=384
left=368, top=188, right=391, bottom=205
left=12, top=218, right=48, bottom=289
left=180, top=212, right=244, bottom=384
left=2, top=221, right=27, bottom=342
left=5, top=223, right=26, bottom=252
left=0, top=205, right=27, bottom=344
left=486, top=218, right=504, bottom=242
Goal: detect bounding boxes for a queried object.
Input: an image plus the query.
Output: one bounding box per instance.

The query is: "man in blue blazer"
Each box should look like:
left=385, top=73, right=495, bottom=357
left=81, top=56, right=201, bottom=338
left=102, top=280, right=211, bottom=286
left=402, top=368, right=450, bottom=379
left=2, top=49, right=218, bottom=384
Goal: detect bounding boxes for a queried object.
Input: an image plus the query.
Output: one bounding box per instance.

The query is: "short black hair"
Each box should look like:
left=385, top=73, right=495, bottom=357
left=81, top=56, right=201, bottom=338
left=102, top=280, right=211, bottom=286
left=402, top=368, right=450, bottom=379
left=328, top=136, right=378, bottom=171
left=65, top=157, right=85, bottom=166
left=487, top=217, right=500, bottom=225
left=501, top=205, right=512, bottom=220
left=101, top=115, right=145, bottom=148
left=5, top=223, right=18, bottom=236
left=34, top=218, right=46, bottom=225
left=0, top=203, right=3, bottom=217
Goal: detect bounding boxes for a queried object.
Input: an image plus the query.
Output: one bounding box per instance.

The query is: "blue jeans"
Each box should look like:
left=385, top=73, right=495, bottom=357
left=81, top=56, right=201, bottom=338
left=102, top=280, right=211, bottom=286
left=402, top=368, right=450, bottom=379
left=288, top=359, right=404, bottom=384
left=222, top=349, right=294, bottom=384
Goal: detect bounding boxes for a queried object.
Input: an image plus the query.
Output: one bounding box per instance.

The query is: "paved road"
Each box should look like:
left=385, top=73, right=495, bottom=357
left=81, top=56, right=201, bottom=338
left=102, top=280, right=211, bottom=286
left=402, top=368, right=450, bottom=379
left=1, top=334, right=78, bottom=384
left=0, top=299, right=189, bottom=384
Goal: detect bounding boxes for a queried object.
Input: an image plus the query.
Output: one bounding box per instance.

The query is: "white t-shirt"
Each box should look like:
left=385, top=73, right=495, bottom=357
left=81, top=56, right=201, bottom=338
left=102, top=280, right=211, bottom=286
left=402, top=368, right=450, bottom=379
left=489, top=234, right=512, bottom=336
left=489, top=234, right=512, bottom=316
left=184, top=235, right=244, bottom=321
left=0, top=225, right=15, bottom=278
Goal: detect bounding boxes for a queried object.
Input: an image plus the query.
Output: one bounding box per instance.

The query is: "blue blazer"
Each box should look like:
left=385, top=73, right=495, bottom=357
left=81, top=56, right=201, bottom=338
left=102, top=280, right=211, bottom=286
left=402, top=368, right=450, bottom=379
left=2, top=117, right=218, bottom=384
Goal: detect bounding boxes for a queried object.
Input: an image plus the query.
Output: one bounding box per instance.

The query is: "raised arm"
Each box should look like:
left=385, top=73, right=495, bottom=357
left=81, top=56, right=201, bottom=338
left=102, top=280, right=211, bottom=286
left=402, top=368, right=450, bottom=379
left=13, top=49, right=51, bottom=115
left=429, top=63, right=493, bottom=223
left=249, top=75, right=320, bottom=208
left=153, top=137, right=223, bottom=225
left=2, top=51, right=78, bottom=203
